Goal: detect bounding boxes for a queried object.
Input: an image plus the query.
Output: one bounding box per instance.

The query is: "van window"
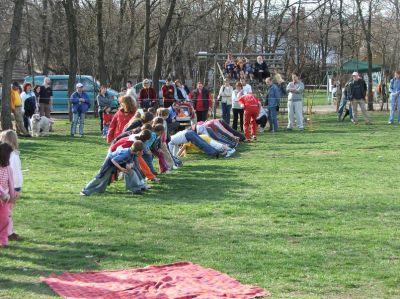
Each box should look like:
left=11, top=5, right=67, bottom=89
left=52, top=79, right=68, bottom=91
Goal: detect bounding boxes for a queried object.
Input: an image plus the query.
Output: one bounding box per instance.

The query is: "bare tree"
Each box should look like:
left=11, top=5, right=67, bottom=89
left=1, top=0, right=25, bottom=130
left=96, top=0, right=107, bottom=85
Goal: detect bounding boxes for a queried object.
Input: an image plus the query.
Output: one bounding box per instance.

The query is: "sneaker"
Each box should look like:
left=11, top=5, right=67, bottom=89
left=79, top=135, right=84, bottom=138
left=8, top=233, right=23, bottom=241
left=142, top=185, right=152, bottom=190
left=388, top=122, right=393, bottom=125
left=172, top=165, right=178, bottom=170
left=225, top=149, right=236, bottom=158
left=251, top=135, right=257, bottom=140
left=151, top=177, right=161, bottom=182
left=79, top=191, right=88, bottom=196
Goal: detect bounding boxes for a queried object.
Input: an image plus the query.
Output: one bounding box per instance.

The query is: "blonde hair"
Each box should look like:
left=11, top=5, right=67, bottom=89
left=0, top=130, right=19, bottom=150
left=274, top=73, right=284, bottom=84
left=156, top=108, right=169, bottom=118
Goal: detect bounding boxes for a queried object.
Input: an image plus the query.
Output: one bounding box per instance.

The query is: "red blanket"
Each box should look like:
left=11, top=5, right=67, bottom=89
left=41, top=262, right=269, bottom=298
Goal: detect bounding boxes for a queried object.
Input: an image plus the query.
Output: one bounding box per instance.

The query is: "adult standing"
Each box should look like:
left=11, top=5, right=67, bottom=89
left=265, top=77, right=281, bottom=132
left=162, top=78, right=176, bottom=108
left=218, top=78, right=233, bottom=125
left=254, top=56, right=270, bottom=83
left=189, top=82, right=212, bottom=122
left=126, top=80, right=138, bottom=105
left=232, top=82, right=244, bottom=132
left=388, top=70, right=400, bottom=124
left=286, top=72, right=305, bottom=130
left=240, top=78, right=252, bottom=95
left=175, top=80, right=190, bottom=102
left=138, top=79, right=157, bottom=109
left=11, top=82, right=29, bottom=137
left=70, top=83, right=90, bottom=137
left=39, top=77, right=53, bottom=130
left=20, top=83, right=37, bottom=133
left=348, top=72, right=370, bottom=125
left=97, top=85, right=112, bottom=133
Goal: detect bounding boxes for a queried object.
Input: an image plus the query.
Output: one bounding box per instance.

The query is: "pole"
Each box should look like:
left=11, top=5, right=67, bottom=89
left=213, top=54, right=217, bottom=119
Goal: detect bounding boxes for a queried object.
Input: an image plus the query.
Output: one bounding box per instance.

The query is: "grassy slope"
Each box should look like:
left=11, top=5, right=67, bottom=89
left=0, top=112, right=399, bottom=299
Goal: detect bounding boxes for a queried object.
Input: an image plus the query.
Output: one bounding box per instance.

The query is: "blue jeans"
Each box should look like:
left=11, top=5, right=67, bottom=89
left=71, top=112, right=85, bottom=136
left=337, top=94, right=353, bottom=120
left=102, top=125, right=109, bottom=137
left=389, top=94, right=400, bottom=123
left=185, top=130, right=219, bottom=157
left=267, top=106, right=278, bottom=131
left=221, top=103, right=231, bottom=125
left=143, top=151, right=156, bottom=174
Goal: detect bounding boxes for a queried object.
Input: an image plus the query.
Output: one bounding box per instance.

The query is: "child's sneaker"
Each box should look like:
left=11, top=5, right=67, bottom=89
left=172, top=165, right=178, bottom=170
left=225, top=148, right=236, bottom=158
left=251, top=135, right=257, bottom=141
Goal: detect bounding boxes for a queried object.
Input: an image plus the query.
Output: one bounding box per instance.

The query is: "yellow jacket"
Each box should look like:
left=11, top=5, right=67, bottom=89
left=11, top=89, right=22, bottom=111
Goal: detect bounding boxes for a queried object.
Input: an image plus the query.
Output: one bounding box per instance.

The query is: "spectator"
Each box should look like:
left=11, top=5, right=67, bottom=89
left=39, top=77, right=53, bottom=130
left=348, top=72, right=370, bottom=125
left=286, top=72, right=305, bottom=130
left=97, top=84, right=112, bottom=133
left=218, top=78, right=233, bottom=125
left=232, top=82, right=244, bottom=132
left=240, top=78, right=252, bottom=95
left=175, top=80, right=190, bottom=102
left=254, top=56, right=270, bottom=83
left=225, top=54, right=237, bottom=80
left=388, top=70, right=400, bottom=124
left=189, top=82, right=212, bottom=122
left=70, top=83, right=90, bottom=137
left=10, top=82, right=29, bottom=137
left=265, top=77, right=281, bottom=132
left=243, top=58, right=254, bottom=81
left=162, top=78, right=176, bottom=108
left=20, top=83, right=37, bottom=133
left=126, top=80, right=138, bottom=104
left=138, top=79, right=157, bottom=109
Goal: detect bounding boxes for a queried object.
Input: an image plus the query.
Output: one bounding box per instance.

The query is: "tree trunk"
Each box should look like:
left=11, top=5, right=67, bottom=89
left=96, top=0, right=107, bottom=85
left=1, top=0, right=25, bottom=130
left=152, top=0, right=177, bottom=98
left=356, top=0, right=374, bottom=110
left=143, top=0, right=151, bottom=79
left=62, top=0, right=78, bottom=120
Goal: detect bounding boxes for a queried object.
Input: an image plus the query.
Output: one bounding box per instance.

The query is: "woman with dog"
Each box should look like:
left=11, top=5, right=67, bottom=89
left=20, top=83, right=37, bottom=133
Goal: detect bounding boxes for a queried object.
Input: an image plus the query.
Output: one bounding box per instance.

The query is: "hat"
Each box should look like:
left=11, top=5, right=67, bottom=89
left=76, top=83, right=84, bottom=88
left=352, top=72, right=359, bottom=76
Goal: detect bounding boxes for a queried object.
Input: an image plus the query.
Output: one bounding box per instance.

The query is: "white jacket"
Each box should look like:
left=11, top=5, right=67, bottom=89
left=10, top=151, right=23, bottom=189
left=218, top=85, right=233, bottom=105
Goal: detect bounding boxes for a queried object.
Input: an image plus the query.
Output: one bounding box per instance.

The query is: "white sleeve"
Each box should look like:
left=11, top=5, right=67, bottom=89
left=10, top=151, right=23, bottom=189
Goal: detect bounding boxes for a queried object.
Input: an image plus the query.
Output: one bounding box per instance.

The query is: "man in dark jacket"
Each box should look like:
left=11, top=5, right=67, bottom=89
left=348, top=72, right=370, bottom=124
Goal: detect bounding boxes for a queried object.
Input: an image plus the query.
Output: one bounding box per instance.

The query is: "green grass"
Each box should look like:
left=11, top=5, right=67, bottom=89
left=1, top=112, right=400, bottom=298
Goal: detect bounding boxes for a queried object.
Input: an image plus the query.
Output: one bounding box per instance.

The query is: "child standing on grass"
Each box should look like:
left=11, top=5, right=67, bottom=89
left=0, top=143, right=17, bottom=247
left=0, top=130, right=23, bottom=241
left=102, top=106, right=113, bottom=138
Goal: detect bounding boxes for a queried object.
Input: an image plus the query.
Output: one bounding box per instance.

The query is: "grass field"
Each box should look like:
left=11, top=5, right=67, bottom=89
left=0, top=112, right=399, bottom=298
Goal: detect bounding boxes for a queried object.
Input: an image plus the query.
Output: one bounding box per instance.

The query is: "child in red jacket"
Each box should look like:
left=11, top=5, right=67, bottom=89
left=102, top=106, right=113, bottom=138
left=238, top=92, right=261, bottom=141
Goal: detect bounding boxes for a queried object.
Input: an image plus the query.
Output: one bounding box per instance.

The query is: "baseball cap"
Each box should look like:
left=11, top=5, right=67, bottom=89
left=352, top=72, right=359, bottom=76
left=76, top=83, right=84, bottom=88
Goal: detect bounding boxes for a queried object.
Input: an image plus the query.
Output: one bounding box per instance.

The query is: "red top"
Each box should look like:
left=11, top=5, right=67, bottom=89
left=107, top=110, right=135, bottom=143
left=189, top=89, right=212, bottom=111
left=109, top=136, right=133, bottom=152
left=103, top=113, right=113, bottom=126
left=162, top=85, right=175, bottom=103
left=238, top=94, right=260, bottom=109
left=138, top=88, right=157, bottom=107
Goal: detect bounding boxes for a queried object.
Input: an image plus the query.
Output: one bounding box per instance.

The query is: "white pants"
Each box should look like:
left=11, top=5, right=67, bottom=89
left=287, top=101, right=304, bottom=129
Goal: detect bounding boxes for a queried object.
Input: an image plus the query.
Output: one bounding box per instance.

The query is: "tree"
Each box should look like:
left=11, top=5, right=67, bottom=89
left=152, top=0, right=176, bottom=94
left=142, top=0, right=151, bottom=79
left=96, top=0, right=107, bottom=85
left=62, top=0, right=78, bottom=119
left=1, top=0, right=25, bottom=130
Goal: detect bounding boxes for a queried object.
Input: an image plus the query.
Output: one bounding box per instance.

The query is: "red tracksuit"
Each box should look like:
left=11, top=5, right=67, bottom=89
left=238, top=94, right=260, bottom=140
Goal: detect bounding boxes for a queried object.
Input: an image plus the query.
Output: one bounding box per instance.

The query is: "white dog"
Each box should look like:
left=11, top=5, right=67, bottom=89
left=31, top=114, right=53, bottom=137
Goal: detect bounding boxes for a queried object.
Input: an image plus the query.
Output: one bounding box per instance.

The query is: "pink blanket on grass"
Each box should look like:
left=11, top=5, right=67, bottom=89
left=41, top=262, right=269, bottom=299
